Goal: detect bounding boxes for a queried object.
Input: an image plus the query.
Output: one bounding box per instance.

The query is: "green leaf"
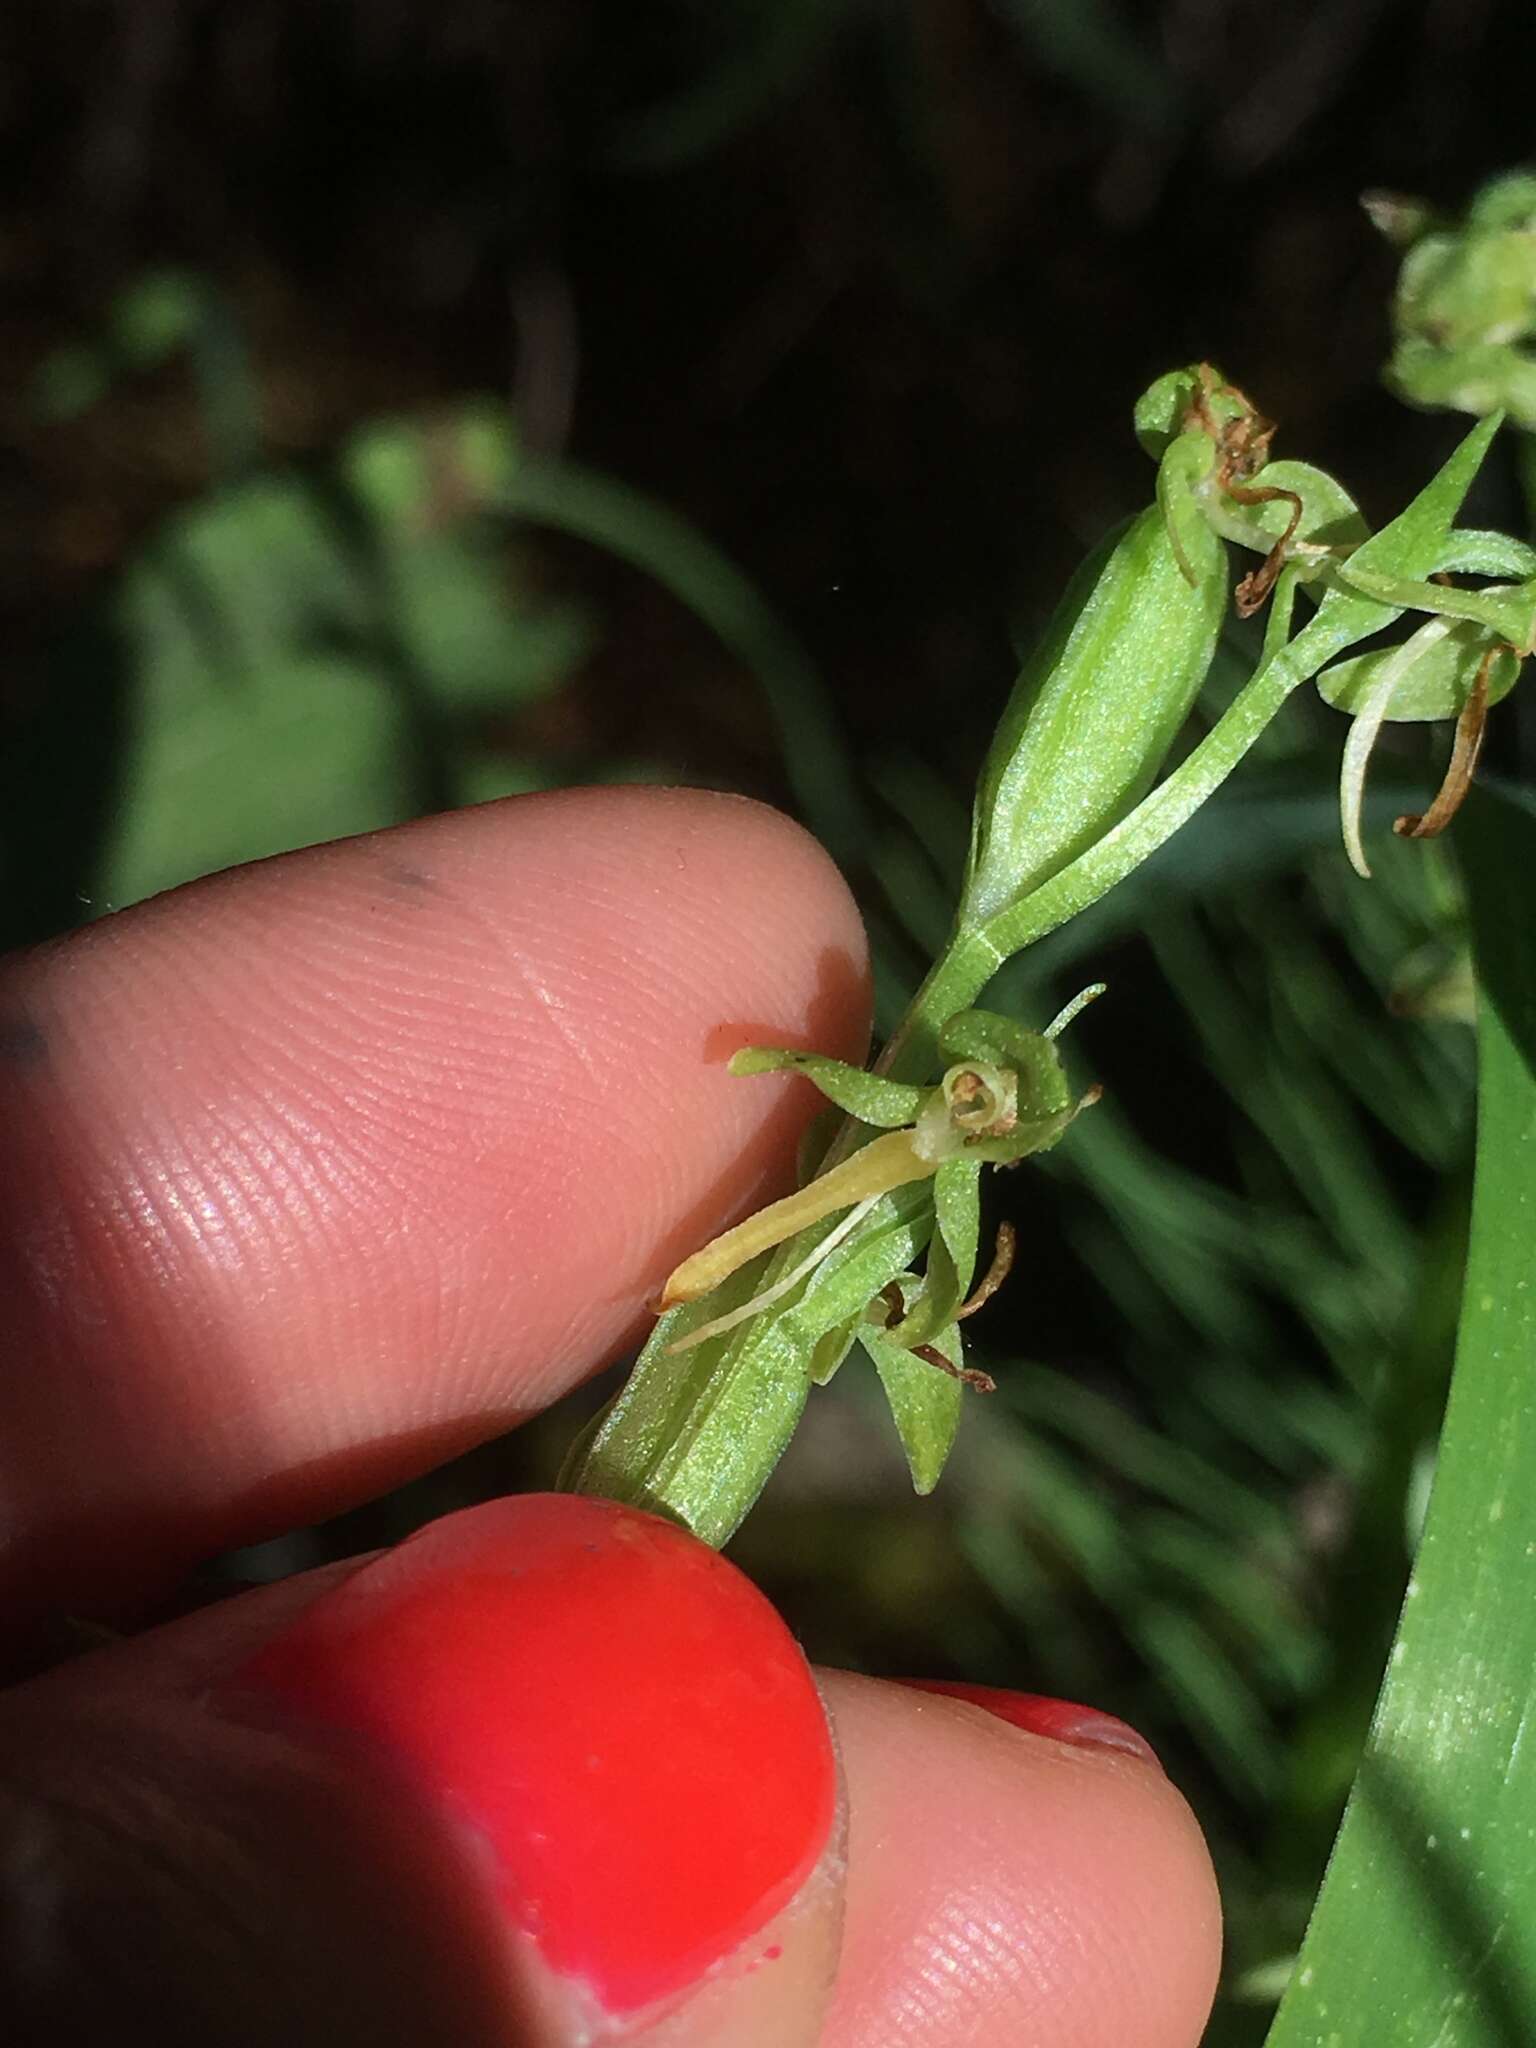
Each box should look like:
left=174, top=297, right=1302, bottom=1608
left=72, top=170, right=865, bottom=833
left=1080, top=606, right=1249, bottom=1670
left=728, top=1046, right=927, bottom=1128
left=388, top=542, right=588, bottom=711
left=141, top=480, right=371, bottom=673
left=1318, top=622, right=1524, bottom=722
left=860, top=1316, right=965, bottom=1494
left=1263, top=784, right=1536, bottom=2047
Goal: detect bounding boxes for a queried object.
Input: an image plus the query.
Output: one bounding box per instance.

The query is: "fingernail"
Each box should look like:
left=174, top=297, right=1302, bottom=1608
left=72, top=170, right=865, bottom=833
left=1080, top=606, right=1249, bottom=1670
left=236, top=1496, right=836, bottom=2015
left=899, top=1681, right=1163, bottom=1769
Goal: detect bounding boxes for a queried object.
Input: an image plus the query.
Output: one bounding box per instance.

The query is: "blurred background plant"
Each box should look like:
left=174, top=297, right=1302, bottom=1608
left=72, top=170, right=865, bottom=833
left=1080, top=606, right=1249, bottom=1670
left=4, top=6, right=1534, bottom=2039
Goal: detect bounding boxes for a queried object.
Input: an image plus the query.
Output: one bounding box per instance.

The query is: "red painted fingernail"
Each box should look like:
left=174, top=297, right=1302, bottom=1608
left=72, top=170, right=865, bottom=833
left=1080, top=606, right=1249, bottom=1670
left=901, top=1681, right=1162, bottom=1769
left=237, top=1496, right=836, bottom=2015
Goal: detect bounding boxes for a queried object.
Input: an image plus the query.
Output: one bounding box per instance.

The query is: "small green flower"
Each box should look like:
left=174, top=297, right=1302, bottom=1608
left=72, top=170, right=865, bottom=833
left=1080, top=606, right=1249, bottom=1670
left=1370, top=170, right=1536, bottom=429
left=562, top=364, right=1532, bottom=1549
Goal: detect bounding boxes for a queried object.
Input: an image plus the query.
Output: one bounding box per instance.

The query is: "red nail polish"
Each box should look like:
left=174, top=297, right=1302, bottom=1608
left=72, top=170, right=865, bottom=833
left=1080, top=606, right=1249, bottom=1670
left=238, top=1496, right=836, bottom=2015
left=901, top=1681, right=1162, bottom=1769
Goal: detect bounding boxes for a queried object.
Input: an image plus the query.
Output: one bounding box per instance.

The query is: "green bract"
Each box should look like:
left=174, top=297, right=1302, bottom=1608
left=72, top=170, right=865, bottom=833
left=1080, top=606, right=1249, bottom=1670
left=563, top=367, right=1530, bottom=1548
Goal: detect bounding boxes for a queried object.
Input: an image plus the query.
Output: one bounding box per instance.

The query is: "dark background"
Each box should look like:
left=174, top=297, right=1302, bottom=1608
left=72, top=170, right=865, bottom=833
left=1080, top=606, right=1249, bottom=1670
left=4, top=5, right=1531, bottom=2034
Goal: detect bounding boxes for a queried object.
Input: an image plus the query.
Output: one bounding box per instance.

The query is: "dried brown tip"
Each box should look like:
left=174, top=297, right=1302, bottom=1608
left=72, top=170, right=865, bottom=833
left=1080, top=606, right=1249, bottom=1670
left=1394, top=647, right=1497, bottom=843
left=912, top=1343, right=997, bottom=1394
left=1231, top=485, right=1304, bottom=618
left=956, top=1221, right=1017, bottom=1322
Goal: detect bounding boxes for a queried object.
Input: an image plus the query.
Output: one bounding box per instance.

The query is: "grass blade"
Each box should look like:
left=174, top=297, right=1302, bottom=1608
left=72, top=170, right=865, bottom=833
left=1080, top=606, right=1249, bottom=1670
left=1264, top=782, right=1536, bottom=2047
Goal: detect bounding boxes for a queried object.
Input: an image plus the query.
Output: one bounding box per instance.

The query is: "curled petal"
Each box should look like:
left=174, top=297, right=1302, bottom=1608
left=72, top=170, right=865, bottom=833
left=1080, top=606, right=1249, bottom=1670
left=1394, top=644, right=1500, bottom=841
left=1339, top=616, right=1456, bottom=878
left=1044, top=982, right=1107, bottom=1041
left=955, top=1222, right=1017, bottom=1322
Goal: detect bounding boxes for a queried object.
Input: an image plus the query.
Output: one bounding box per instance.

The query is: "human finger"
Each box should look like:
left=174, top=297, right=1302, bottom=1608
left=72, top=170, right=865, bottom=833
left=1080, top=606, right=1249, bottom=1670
left=819, top=1670, right=1221, bottom=2047
left=0, top=1498, right=1220, bottom=2047
left=0, top=1495, right=847, bottom=2046
left=0, top=787, right=869, bottom=1630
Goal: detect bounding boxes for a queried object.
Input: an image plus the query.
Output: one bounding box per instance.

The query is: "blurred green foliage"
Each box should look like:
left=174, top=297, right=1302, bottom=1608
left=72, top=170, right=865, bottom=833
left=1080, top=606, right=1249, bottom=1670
left=4, top=357, right=594, bottom=942
left=4, top=283, right=861, bottom=942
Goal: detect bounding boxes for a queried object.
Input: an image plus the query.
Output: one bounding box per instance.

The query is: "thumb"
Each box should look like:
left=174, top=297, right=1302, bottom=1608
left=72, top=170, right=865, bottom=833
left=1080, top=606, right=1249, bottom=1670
left=0, top=1498, right=846, bottom=2047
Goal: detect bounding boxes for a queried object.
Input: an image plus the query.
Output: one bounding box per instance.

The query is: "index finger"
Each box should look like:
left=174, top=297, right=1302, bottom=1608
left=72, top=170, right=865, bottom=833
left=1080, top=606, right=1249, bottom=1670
left=0, top=787, right=869, bottom=1634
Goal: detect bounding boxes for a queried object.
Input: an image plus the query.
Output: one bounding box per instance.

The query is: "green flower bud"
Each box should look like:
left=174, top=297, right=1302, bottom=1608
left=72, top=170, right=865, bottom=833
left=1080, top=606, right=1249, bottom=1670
left=1374, top=171, right=1536, bottom=429
left=962, top=491, right=1226, bottom=924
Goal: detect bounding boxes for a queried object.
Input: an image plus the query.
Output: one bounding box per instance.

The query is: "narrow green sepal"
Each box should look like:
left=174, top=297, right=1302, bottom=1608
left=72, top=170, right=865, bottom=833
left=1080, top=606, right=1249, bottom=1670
left=1261, top=563, right=1303, bottom=665
left=884, top=1157, right=981, bottom=1350
left=940, top=1006, right=1051, bottom=1069
left=1338, top=414, right=1505, bottom=578
left=933, top=1155, right=982, bottom=1300
left=729, top=1044, right=927, bottom=1128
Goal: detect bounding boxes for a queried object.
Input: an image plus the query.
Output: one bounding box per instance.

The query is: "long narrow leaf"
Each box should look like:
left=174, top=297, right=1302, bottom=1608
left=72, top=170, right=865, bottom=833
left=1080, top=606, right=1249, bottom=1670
left=1264, top=782, right=1536, bottom=2047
